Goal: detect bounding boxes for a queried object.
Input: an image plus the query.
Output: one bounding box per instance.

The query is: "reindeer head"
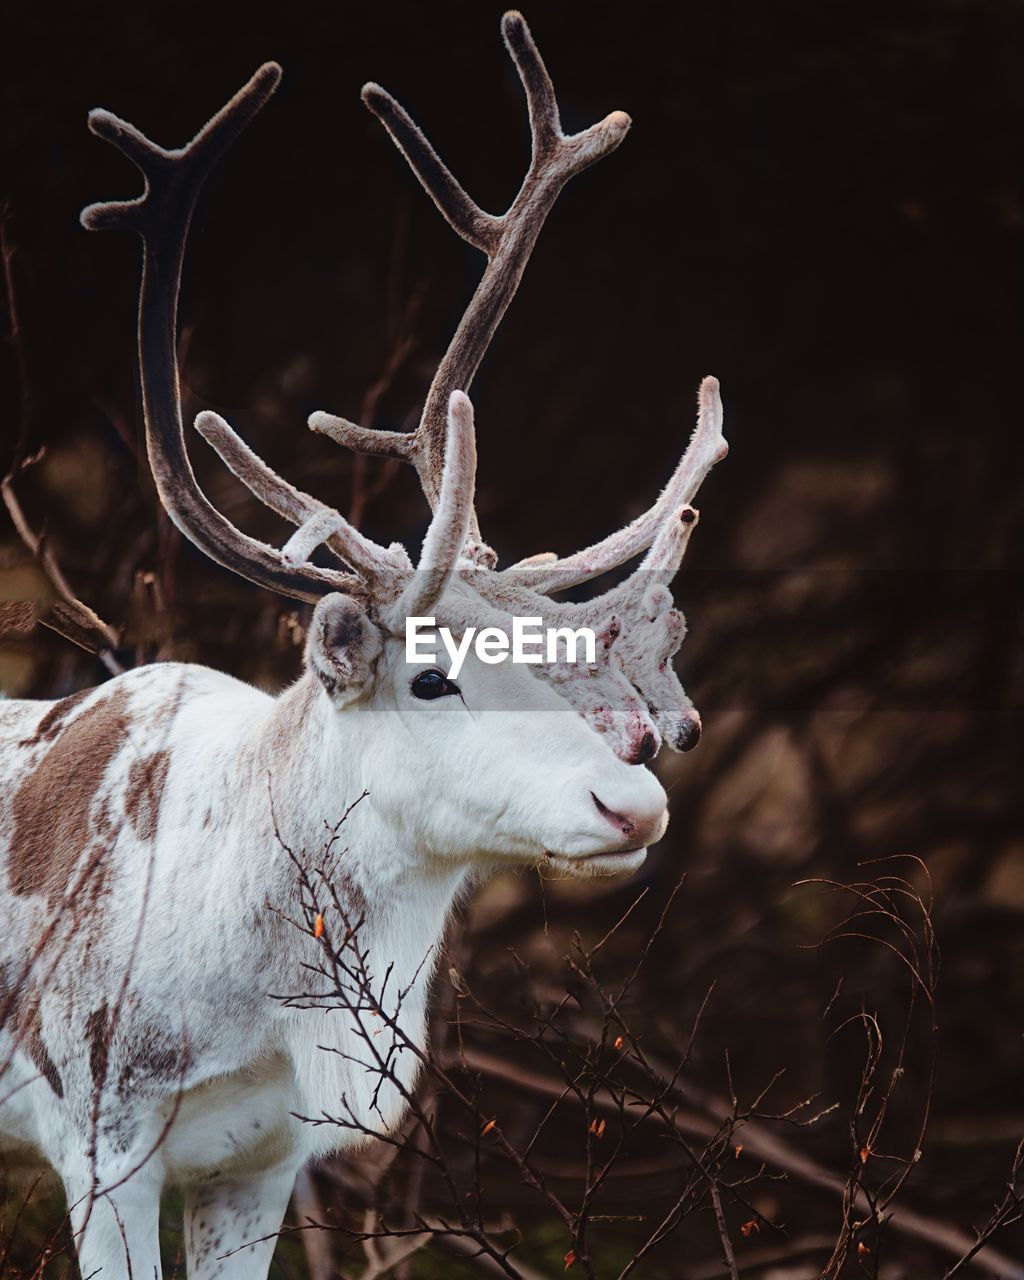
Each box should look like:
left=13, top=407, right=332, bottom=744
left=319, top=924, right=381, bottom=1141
left=80, top=13, right=728, bottom=876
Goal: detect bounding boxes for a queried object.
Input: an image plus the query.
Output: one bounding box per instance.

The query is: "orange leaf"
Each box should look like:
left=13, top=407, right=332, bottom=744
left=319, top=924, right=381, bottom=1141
left=613, top=1035, right=624, bottom=1051
left=734, top=1144, right=743, bottom=1158
left=313, top=913, right=324, bottom=939
left=739, top=1219, right=760, bottom=1238
left=859, top=1144, right=871, bottom=1164
left=857, top=1242, right=871, bottom=1256
left=481, top=1119, right=497, bottom=1136
left=563, top=1250, right=576, bottom=1270
left=597, top=1118, right=606, bottom=1138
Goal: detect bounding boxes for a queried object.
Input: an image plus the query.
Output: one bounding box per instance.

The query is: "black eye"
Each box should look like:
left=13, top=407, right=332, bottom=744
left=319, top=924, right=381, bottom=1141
left=411, top=669, right=459, bottom=701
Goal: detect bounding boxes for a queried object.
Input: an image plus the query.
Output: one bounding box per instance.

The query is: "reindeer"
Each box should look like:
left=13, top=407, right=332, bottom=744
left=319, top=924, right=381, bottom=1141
left=0, top=12, right=727, bottom=1278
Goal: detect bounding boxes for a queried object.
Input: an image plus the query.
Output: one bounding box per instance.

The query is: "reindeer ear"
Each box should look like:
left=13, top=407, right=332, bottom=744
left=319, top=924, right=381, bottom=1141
left=306, top=594, right=383, bottom=708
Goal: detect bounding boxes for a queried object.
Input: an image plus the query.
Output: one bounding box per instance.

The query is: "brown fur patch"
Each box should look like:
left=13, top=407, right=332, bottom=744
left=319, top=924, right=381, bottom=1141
left=9, top=686, right=132, bottom=899
left=86, top=1003, right=111, bottom=1090
left=117, top=1028, right=189, bottom=1095
left=124, top=750, right=170, bottom=843
left=0, top=601, right=36, bottom=635
left=0, top=971, right=64, bottom=1099
left=19, top=688, right=94, bottom=747
left=21, top=997, right=64, bottom=1098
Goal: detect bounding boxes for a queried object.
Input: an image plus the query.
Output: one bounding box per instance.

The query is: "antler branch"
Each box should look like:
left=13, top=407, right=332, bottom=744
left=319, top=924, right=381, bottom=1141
left=193, top=411, right=406, bottom=579
left=310, top=11, right=630, bottom=555
left=508, top=378, right=727, bottom=593
left=82, top=64, right=364, bottom=604
left=358, top=86, right=502, bottom=256
left=393, top=391, right=478, bottom=620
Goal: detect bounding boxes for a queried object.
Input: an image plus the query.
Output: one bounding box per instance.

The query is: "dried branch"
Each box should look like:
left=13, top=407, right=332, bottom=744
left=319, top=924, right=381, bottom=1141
left=1, top=209, right=123, bottom=671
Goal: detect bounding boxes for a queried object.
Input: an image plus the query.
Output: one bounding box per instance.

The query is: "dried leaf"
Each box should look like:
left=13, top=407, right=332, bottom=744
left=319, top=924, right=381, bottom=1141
left=734, top=1144, right=743, bottom=1158
left=481, top=1118, right=497, bottom=1136
left=313, top=913, right=324, bottom=939
left=739, top=1219, right=760, bottom=1238
left=563, top=1250, right=576, bottom=1270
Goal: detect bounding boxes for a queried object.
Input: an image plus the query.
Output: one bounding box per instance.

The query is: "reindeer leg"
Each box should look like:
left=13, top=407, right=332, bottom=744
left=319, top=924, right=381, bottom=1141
left=64, top=1162, right=164, bottom=1280
left=184, top=1164, right=298, bottom=1280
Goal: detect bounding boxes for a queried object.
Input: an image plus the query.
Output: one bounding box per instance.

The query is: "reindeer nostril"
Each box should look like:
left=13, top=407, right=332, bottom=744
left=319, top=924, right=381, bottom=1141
left=635, top=731, right=658, bottom=765
left=591, top=792, right=637, bottom=838
left=675, top=717, right=702, bottom=752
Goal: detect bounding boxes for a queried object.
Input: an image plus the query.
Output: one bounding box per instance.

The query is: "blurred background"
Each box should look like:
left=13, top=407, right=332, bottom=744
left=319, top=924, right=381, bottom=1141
left=1, top=0, right=1022, bottom=1275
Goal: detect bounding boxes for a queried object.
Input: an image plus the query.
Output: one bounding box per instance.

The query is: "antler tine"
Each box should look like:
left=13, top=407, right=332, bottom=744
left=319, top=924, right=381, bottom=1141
left=640, top=504, right=700, bottom=584
left=82, top=65, right=364, bottom=604
left=542, top=503, right=700, bottom=629
left=83, top=63, right=281, bottom=235
left=194, top=411, right=406, bottom=578
left=281, top=510, right=351, bottom=568
left=311, top=11, right=630, bottom=556
left=358, top=84, right=502, bottom=255
left=502, top=10, right=561, bottom=155
left=508, top=377, right=727, bottom=593
left=392, top=391, right=477, bottom=621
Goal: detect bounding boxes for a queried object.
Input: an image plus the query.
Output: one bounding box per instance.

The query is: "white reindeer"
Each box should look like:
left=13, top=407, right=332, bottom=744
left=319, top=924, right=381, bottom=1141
left=0, top=13, right=727, bottom=1278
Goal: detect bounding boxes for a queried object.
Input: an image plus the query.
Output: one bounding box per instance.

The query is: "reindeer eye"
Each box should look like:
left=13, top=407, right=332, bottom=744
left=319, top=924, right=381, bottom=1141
left=411, top=669, right=458, bottom=700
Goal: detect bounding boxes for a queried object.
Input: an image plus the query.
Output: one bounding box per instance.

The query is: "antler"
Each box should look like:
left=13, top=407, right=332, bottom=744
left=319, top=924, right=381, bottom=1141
left=483, top=502, right=705, bottom=759
left=391, top=391, right=478, bottom=621
left=193, top=410, right=406, bottom=580
left=81, top=65, right=385, bottom=604
left=309, top=11, right=630, bottom=556
left=78, top=30, right=727, bottom=766
left=507, top=377, right=728, bottom=593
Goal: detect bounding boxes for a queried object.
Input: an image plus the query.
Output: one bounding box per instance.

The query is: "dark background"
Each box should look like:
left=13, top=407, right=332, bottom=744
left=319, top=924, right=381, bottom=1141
left=1, top=1, right=1023, bottom=1275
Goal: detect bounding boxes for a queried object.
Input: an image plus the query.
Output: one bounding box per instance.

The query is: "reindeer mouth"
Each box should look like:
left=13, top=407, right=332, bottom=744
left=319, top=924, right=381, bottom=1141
left=543, top=848, right=648, bottom=880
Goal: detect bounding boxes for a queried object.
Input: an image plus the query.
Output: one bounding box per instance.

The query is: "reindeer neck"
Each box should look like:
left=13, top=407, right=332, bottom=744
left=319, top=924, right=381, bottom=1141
left=241, top=670, right=468, bottom=990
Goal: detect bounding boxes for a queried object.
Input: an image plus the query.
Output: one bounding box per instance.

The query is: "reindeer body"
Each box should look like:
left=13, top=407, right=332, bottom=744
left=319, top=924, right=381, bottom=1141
left=0, top=663, right=467, bottom=1273
left=0, top=639, right=672, bottom=1278
left=0, top=631, right=673, bottom=1277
